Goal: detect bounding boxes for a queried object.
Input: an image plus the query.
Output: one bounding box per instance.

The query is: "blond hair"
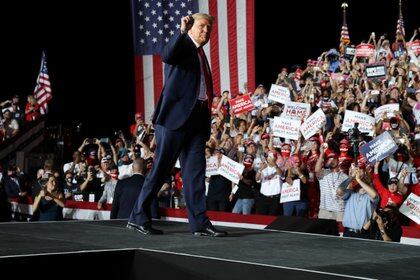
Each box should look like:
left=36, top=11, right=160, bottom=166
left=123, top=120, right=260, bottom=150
left=192, top=13, right=215, bottom=25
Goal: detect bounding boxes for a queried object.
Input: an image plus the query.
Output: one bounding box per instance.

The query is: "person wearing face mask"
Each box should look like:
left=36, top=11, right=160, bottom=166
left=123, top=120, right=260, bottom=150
left=231, top=154, right=257, bottom=215
left=315, top=144, right=348, bottom=221
left=97, top=165, right=119, bottom=209
left=373, top=162, right=404, bottom=208
left=62, top=171, right=81, bottom=200
left=338, top=138, right=353, bottom=174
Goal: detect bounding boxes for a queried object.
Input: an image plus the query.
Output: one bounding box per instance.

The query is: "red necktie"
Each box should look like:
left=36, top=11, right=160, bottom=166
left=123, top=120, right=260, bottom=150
left=197, top=47, right=212, bottom=110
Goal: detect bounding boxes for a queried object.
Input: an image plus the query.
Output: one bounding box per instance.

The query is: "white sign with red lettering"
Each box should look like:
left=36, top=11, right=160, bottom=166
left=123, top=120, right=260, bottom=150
left=407, top=40, right=420, bottom=56
left=281, top=101, right=311, bottom=120
left=218, top=155, right=245, bottom=184
left=229, top=94, right=255, bottom=115
left=300, top=109, right=326, bottom=139
left=374, top=104, right=399, bottom=122
left=400, top=193, right=420, bottom=225
left=273, top=117, right=301, bottom=140
left=268, top=84, right=291, bottom=104
left=280, top=179, right=301, bottom=203
left=205, top=156, right=219, bottom=177
left=355, top=43, right=375, bottom=57
left=342, top=110, right=375, bottom=136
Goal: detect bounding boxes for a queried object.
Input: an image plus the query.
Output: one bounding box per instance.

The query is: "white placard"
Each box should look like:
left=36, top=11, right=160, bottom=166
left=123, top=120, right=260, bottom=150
left=300, top=109, right=326, bottom=139
left=370, top=90, right=380, bottom=95
left=261, top=174, right=281, bottom=196
left=281, top=101, right=311, bottom=120
left=342, top=110, right=375, bottom=136
left=374, top=104, right=399, bottom=122
left=218, top=155, right=245, bottom=184
left=399, top=193, right=420, bottom=225
left=280, top=179, right=301, bottom=203
left=268, top=84, right=291, bottom=104
left=273, top=116, right=301, bottom=140
left=205, top=156, right=219, bottom=177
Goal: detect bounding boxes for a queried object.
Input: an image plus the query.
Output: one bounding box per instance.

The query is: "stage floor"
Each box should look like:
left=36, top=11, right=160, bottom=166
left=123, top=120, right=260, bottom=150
left=0, top=220, right=419, bottom=279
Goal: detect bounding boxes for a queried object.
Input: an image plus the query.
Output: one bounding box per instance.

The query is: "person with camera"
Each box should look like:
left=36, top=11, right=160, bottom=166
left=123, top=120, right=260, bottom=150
left=62, top=171, right=81, bottom=200
left=337, top=167, right=379, bottom=238
left=79, top=165, right=102, bottom=202
left=362, top=206, right=403, bottom=242
left=32, top=174, right=65, bottom=221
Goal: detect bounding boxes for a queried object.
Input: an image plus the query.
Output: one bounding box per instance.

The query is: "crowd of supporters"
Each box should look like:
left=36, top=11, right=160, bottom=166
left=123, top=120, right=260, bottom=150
left=0, top=94, right=43, bottom=143
left=1, top=29, right=420, bottom=243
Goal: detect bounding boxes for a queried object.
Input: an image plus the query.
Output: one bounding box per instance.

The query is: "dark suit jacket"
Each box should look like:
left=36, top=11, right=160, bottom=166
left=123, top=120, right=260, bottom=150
left=152, top=32, right=213, bottom=138
left=3, top=176, right=26, bottom=198
left=111, top=174, right=145, bottom=219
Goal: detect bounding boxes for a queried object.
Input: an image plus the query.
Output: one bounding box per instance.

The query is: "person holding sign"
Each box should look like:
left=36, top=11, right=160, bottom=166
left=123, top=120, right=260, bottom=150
left=207, top=148, right=232, bottom=213
left=283, top=155, right=309, bottom=217
left=231, top=154, right=257, bottom=215
left=373, top=162, right=404, bottom=209
left=128, top=13, right=227, bottom=237
left=255, top=153, right=282, bottom=215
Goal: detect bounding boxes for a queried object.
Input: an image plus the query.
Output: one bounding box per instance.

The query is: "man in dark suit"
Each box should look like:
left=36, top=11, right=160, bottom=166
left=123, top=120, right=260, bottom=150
left=112, top=159, right=147, bottom=219
left=128, top=13, right=226, bottom=237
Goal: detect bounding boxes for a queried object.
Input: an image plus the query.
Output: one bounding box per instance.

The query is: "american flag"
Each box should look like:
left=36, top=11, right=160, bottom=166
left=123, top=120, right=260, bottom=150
left=131, top=0, right=255, bottom=123
left=339, top=3, right=350, bottom=53
left=34, top=51, right=52, bottom=115
left=396, top=11, right=405, bottom=37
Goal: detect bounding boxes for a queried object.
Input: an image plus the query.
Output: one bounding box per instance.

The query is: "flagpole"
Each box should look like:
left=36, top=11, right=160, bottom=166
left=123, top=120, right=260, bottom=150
left=339, top=2, right=349, bottom=53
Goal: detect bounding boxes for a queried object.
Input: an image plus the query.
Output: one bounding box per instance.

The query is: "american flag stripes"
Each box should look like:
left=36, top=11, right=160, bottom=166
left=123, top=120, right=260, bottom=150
left=396, top=0, right=405, bottom=37
left=34, top=51, right=52, bottom=115
left=339, top=3, right=350, bottom=53
left=131, top=0, right=255, bottom=123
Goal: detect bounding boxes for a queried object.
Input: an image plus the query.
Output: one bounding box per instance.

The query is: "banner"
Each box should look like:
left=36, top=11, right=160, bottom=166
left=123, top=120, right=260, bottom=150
left=355, top=43, right=375, bottom=57
left=300, top=109, right=326, bottom=139
left=374, top=104, right=399, bottom=122
left=407, top=40, right=420, bottom=56
left=342, top=110, right=375, bottom=136
left=345, top=46, right=356, bottom=57
left=206, top=156, right=219, bottom=177
left=359, top=131, right=398, bottom=165
left=268, top=84, right=291, bottom=104
left=272, top=117, right=301, bottom=140
left=280, top=179, right=301, bottom=203
left=218, top=155, right=245, bottom=184
left=281, top=101, right=311, bottom=120
left=400, top=193, right=420, bottom=225
left=229, top=94, right=255, bottom=115
left=365, top=63, right=387, bottom=80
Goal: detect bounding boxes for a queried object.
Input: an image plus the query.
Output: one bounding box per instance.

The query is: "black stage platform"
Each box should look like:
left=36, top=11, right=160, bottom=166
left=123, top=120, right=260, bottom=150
left=0, top=220, right=419, bottom=279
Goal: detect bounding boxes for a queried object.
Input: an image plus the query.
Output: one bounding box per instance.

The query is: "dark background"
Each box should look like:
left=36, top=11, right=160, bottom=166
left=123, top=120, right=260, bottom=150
left=2, top=0, right=419, bottom=138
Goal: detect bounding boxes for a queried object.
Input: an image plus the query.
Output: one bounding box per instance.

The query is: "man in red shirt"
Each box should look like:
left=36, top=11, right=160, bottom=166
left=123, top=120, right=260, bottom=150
left=373, top=162, right=404, bottom=209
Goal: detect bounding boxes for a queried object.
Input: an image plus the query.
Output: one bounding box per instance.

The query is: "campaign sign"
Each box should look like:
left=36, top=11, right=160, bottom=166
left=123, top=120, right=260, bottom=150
left=359, top=131, right=398, bottom=165
left=342, top=110, right=375, bottom=136
left=374, top=104, right=399, bottom=122
left=229, top=94, right=255, bottom=115
left=365, top=63, right=387, bottom=80
left=205, top=156, right=219, bottom=177
left=406, top=40, right=420, bottom=56
left=218, top=155, right=245, bottom=184
left=273, top=117, right=301, bottom=140
left=281, top=101, right=310, bottom=120
left=300, top=109, right=326, bottom=139
left=280, top=179, right=301, bottom=203
left=268, top=84, right=291, bottom=104
left=355, top=43, right=375, bottom=57
left=345, top=46, right=356, bottom=57
left=399, top=193, right=420, bottom=225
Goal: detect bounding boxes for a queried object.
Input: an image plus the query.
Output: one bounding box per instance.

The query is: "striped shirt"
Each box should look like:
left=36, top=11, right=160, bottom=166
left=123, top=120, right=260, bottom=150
left=317, top=170, right=348, bottom=212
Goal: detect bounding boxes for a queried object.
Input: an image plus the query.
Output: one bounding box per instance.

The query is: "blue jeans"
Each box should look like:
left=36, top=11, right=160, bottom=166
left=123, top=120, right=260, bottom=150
left=232, top=199, right=255, bottom=215
left=283, top=200, right=308, bottom=217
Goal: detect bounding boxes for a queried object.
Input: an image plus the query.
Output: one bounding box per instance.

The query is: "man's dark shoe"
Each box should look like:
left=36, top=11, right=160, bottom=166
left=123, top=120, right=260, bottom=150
left=193, top=225, right=228, bottom=237
left=126, top=222, right=163, bottom=235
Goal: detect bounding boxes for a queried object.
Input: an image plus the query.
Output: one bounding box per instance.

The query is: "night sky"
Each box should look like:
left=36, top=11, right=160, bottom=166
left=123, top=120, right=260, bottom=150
left=2, top=0, right=419, bottom=138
